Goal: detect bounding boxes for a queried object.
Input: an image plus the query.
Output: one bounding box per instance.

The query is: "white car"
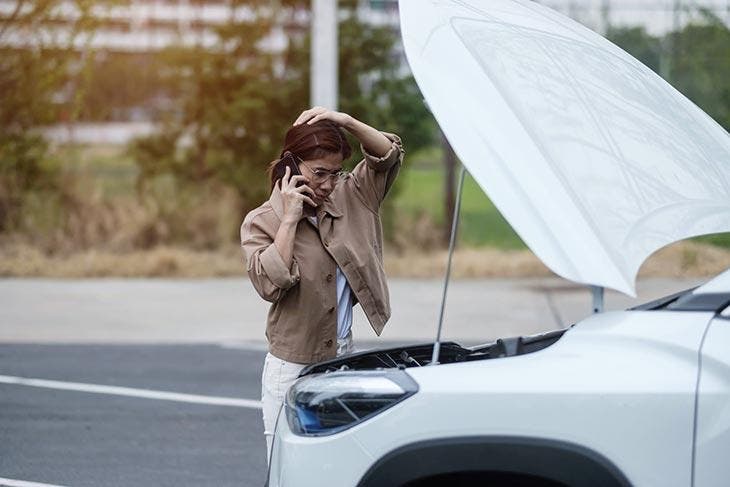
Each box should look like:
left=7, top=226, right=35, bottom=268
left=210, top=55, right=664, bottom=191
left=267, top=1, right=730, bottom=486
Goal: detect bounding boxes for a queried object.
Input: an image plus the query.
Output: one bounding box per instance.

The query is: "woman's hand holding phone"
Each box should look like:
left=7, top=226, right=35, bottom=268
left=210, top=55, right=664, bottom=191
left=280, top=165, right=317, bottom=223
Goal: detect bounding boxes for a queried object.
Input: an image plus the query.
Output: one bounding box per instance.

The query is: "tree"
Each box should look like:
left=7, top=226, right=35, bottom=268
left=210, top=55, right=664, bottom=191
left=337, top=3, right=435, bottom=159
left=80, top=51, right=169, bottom=122
left=130, top=1, right=309, bottom=212
left=606, top=26, right=661, bottom=74
left=606, top=12, right=730, bottom=132
left=129, top=0, right=437, bottom=246
left=335, top=2, right=437, bottom=243
left=0, top=0, right=113, bottom=232
left=607, top=11, right=730, bottom=248
left=670, top=13, right=730, bottom=131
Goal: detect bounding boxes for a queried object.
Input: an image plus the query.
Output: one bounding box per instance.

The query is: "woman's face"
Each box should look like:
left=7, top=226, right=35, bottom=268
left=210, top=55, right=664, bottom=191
left=299, top=152, right=344, bottom=205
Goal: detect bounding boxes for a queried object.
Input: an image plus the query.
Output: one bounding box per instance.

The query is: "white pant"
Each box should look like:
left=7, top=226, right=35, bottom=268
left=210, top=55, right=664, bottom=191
left=262, top=330, right=354, bottom=464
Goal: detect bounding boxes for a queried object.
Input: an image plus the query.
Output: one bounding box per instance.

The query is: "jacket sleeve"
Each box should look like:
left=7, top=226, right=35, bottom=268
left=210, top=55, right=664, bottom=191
left=349, top=131, right=405, bottom=211
left=240, top=211, right=300, bottom=303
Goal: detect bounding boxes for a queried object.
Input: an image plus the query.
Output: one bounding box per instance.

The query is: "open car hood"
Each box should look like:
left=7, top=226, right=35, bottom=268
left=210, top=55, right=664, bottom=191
left=399, top=0, right=730, bottom=295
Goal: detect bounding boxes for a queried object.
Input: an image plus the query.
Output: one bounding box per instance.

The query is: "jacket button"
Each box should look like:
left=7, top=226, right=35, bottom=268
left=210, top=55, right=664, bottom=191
left=326, top=273, right=333, bottom=282
left=328, top=306, right=335, bottom=313
left=324, top=240, right=330, bottom=247
left=325, top=339, right=333, bottom=348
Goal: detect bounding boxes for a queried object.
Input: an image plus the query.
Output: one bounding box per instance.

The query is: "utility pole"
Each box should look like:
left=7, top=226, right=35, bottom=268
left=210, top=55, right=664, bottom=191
left=568, top=1, right=578, bottom=22
left=600, top=0, right=611, bottom=35
left=660, top=0, right=681, bottom=82
left=311, top=0, right=338, bottom=109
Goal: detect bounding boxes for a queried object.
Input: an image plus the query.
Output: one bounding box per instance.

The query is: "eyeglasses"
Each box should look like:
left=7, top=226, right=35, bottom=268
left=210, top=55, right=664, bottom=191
left=299, top=161, right=346, bottom=183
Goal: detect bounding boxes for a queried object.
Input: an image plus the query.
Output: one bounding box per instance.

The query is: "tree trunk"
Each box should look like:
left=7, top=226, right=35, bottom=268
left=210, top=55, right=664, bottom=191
left=442, top=130, right=456, bottom=246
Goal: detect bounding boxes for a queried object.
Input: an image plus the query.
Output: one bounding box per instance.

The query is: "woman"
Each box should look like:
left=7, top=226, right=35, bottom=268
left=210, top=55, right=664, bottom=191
left=240, top=106, right=405, bottom=462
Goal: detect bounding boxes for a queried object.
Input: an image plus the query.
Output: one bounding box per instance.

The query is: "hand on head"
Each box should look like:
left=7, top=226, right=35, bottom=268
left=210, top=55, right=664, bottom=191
left=293, top=106, right=352, bottom=128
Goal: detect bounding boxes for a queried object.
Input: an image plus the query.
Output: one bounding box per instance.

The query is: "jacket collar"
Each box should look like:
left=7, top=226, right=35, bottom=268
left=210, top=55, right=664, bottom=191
left=269, top=183, right=343, bottom=220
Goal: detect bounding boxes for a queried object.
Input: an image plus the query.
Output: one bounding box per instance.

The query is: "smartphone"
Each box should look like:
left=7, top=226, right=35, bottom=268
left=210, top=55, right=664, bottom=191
left=273, top=155, right=304, bottom=187
left=274, top=155, right=315, bottom=209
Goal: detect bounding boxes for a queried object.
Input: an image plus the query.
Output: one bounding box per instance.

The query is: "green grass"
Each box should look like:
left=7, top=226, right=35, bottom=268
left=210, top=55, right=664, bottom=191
left=695, top=233, right=730, bottom=248
left=54, top=144, right=139, bottom=197
left=395, top=147, right=730, bottom=250
left=393, top=165, right=527, bottom=249
left=46, top=143, right=730, bottom=250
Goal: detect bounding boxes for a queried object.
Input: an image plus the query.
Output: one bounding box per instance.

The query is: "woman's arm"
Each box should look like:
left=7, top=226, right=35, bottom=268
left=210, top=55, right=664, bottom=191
left=241, top=217, right=299, bottom=304
left=293, top=106, right=391, bottom=157
left=240, top=166, right=316, bottom=303
left=343, top=117, right=392, bottom=158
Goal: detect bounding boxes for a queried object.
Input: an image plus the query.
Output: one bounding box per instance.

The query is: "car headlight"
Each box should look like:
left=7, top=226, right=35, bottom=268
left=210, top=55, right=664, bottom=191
left=285, top=370, right=418, bottom=436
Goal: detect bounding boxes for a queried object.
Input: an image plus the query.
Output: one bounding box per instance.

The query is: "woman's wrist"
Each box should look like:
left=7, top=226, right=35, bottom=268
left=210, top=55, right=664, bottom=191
left=274, top=217, right=298, bottom=268
left=280, top=215, right=300, bottom=227
left=342, top=114, right=357, bottom=131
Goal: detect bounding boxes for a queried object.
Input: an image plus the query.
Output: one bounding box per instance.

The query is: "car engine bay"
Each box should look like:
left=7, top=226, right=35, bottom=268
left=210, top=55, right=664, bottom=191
left=300, top=329, right=567, bottom=376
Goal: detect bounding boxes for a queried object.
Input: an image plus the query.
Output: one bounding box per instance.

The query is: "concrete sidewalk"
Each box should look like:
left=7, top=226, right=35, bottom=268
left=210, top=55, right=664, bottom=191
left=0, top=277, right=703, bottom=346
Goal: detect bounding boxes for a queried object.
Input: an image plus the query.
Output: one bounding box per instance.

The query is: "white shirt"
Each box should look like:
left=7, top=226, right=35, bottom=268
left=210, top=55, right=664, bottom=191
left=308, top=216, right=354, bottom=339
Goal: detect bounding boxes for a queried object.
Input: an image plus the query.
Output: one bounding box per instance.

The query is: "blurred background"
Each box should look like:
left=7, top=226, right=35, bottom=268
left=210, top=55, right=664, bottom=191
left=1, top=0, right=729, bottom=278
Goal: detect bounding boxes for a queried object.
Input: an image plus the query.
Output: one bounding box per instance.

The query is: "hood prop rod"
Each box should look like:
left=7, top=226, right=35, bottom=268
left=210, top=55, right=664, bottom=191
left=431, top=165, right=467, bottom=366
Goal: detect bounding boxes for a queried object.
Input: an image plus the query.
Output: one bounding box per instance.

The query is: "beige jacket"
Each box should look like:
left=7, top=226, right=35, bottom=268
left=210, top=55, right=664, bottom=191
left=240, top=132, right=405, bottom=364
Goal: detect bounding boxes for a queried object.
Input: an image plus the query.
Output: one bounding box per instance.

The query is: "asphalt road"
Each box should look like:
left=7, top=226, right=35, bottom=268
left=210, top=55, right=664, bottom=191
left=0, top=277, right=704, bottom=486
left=0, top=344, right=269, bottom=487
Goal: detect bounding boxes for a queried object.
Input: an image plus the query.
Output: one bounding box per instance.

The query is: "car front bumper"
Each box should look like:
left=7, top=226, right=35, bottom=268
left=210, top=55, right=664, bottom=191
left=267, top=404, right=376, bottom=487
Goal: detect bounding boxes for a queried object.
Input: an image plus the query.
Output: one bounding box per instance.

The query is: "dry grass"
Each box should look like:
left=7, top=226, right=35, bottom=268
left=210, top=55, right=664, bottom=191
left=1, top=241, right=728, bottom=279
left=638, top=241, right=730, bottom=278
left=6, top=143, right=727, bottom=281
left=0, top=244, right=246, bottom=278
left=384, top=247, right=552, bottom=278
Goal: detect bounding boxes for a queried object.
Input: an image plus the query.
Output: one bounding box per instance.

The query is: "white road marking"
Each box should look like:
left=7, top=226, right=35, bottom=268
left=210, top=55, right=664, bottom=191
left=0, top=375, right=262, bottom=409
left=0, top=477, right=70, bottom=487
